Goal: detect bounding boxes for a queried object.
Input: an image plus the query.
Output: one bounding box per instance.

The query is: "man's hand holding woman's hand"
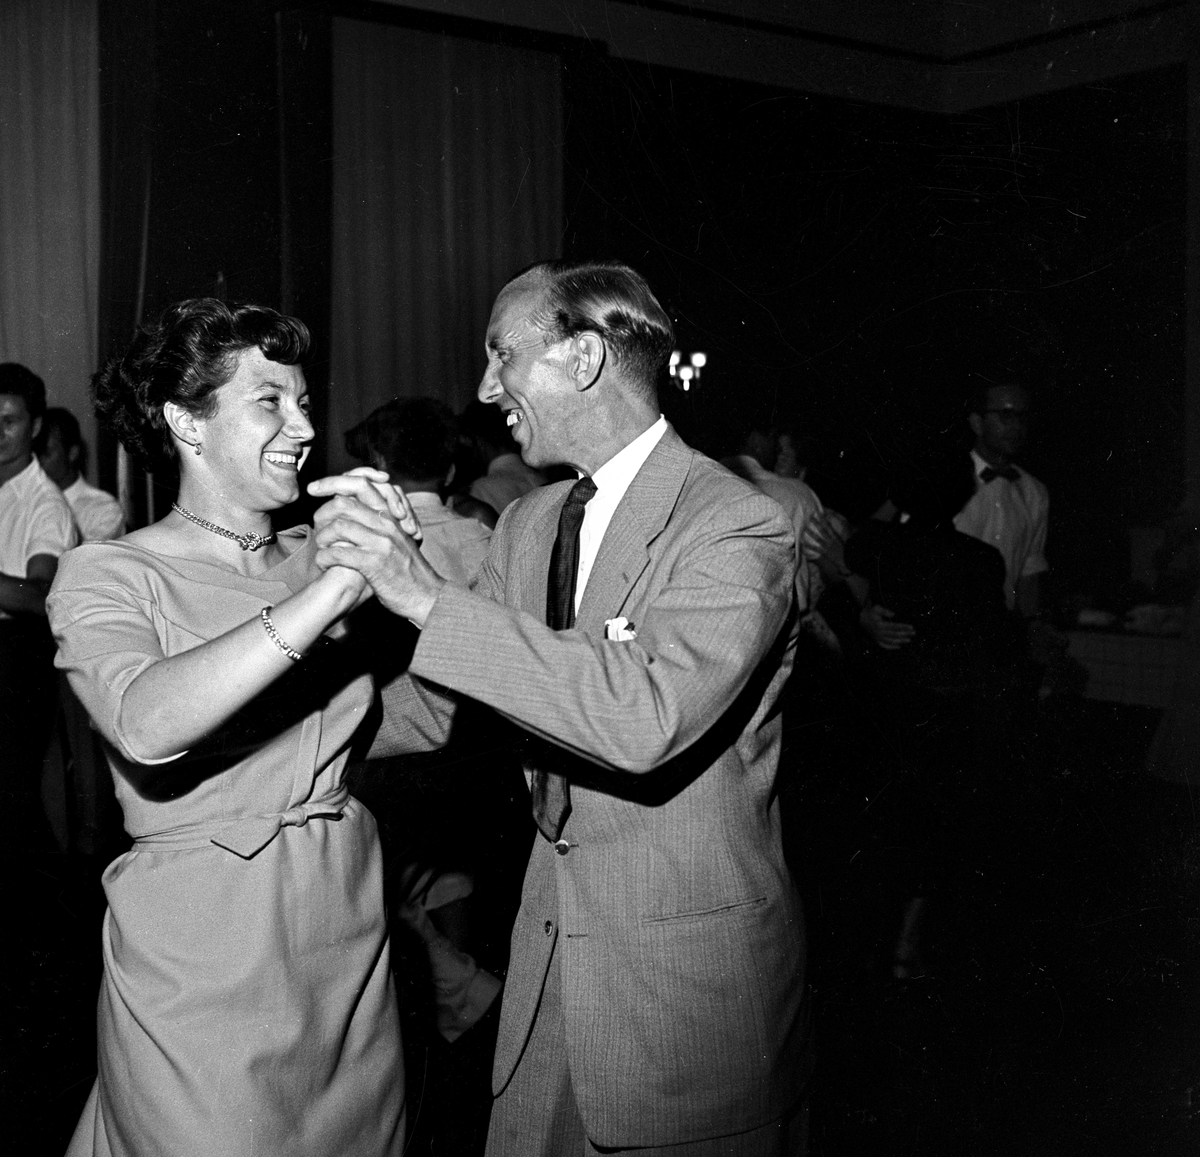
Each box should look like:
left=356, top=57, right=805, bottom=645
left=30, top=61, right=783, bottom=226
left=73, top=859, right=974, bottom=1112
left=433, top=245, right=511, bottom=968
left=308, top=469, right=445, bottom=628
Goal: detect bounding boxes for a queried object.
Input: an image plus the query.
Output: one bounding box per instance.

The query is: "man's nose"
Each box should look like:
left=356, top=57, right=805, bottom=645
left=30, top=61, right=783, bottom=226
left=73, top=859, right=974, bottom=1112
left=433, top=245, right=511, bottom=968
left=478, top=367, right=502, bottom=404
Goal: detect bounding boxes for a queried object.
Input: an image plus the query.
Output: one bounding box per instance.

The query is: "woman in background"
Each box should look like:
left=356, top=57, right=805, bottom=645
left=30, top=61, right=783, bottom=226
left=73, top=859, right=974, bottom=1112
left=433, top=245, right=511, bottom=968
left=48, top=299, right=450, bottom=1156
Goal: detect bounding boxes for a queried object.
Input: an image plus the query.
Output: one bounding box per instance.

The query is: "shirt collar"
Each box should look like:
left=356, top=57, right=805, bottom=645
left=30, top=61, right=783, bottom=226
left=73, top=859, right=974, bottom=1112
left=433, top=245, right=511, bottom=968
left=590, top=415, right=668, bottom=496
left=970, top=448, right=1021, bottom=479
left=405, top=489, right=446, bottom=511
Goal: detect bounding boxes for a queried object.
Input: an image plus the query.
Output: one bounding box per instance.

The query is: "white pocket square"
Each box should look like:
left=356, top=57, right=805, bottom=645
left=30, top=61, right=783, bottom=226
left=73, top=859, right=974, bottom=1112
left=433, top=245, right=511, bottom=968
left=604, top=616, right=637, bottom=642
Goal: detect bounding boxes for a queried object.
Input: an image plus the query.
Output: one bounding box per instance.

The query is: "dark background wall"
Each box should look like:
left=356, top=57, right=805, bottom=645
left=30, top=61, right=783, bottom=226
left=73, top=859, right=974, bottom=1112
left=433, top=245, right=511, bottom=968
left=99, top=0, right=331, bottom=516
left=561, top=53, right=1186, bottom=601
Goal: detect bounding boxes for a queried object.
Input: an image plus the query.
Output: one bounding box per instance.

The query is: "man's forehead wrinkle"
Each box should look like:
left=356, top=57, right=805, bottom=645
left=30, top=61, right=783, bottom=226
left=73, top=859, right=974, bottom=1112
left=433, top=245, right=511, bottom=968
left=497, top=316, right=546, bottom=352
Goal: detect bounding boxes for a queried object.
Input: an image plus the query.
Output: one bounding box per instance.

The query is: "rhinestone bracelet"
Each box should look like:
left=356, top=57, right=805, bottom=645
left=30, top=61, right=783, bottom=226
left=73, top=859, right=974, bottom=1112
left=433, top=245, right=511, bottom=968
left=260, top=606, right=304, bottom=662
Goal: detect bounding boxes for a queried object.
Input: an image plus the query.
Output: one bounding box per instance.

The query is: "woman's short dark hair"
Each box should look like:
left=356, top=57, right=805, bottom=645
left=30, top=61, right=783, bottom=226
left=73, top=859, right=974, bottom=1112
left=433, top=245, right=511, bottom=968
left=518, top=260, right=675, bottom=396
left=344, top=397, right=458, bottom=484
left=93, top=298, right=310, bottom=469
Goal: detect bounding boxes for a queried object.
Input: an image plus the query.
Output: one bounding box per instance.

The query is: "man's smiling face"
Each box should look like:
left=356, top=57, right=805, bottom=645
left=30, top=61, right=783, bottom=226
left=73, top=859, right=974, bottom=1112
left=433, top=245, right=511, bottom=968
left=477, top=282, right=576, bottom=471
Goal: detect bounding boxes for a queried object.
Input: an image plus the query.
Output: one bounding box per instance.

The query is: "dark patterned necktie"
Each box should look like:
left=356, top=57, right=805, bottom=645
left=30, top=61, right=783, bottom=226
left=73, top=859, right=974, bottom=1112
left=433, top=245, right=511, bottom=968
left=530, top=475, right=597, bottom=843
left=980, top=465, right=1020, bottom=483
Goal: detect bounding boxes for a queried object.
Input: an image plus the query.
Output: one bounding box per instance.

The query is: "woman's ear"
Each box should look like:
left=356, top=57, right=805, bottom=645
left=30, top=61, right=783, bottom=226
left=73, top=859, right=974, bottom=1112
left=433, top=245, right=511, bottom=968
left=163, top=401, right=201, bottom=455
left=569, top=332, right=606, bottom=392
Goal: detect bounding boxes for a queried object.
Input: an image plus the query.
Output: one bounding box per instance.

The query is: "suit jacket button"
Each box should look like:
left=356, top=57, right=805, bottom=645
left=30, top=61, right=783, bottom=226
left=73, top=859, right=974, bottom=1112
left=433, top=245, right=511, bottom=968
left=554, top=839, right=570, bottom=856
left=544, top=920, right=553, bottom=936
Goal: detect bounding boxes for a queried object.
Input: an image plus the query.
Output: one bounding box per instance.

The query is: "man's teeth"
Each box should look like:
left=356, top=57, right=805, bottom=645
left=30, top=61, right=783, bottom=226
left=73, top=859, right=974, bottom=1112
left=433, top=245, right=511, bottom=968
left=506, top=412, right=523, bottom=427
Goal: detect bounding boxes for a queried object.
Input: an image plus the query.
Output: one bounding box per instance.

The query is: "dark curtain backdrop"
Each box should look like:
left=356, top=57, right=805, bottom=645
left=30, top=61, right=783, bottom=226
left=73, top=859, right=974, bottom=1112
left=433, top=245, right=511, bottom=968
left=330, top=17, right=562, bottom=472
left=96, top=0, right=154, bottom=521
left=0, top=0, right=99, bottom=452
left=94, top=2, right=332, bottom=524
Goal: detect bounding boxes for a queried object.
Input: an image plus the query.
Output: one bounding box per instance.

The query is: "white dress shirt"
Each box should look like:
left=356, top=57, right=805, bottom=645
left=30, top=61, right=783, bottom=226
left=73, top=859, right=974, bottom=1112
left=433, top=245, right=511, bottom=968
left=953, top=448, right=1049, bottom=609
left=0, top=458, right=79, bottom=618
left=64, top=476, right=126, bottom=542
left=575, top=415, right=668, bottom=613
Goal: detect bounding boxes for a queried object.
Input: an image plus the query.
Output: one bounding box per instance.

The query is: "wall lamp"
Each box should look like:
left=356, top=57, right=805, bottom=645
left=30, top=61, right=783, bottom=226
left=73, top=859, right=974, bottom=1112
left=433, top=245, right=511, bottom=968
left=668, top=350, right=707, bottom=392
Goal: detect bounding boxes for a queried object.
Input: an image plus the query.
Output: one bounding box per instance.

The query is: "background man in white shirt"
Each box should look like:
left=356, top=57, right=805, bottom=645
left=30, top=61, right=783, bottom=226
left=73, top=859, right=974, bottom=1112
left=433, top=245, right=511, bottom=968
left=35, top=407, right=125, bottom=854
left=0, top=364, right=79, bottom=852
left=953, top=380, right=1049, bottom=617
left=38, top=407, right=126, bottom=543
left=0, top=367, right=79, bottom=615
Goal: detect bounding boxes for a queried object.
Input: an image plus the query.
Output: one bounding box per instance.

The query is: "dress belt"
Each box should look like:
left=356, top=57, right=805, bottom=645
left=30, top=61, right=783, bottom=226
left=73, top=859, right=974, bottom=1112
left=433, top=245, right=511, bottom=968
left=132, top=787, right=351, bottom=860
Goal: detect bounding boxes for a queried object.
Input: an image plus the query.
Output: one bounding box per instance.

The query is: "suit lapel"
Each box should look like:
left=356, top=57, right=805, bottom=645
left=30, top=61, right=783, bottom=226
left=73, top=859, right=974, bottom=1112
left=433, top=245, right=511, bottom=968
left=505, top=486, right=567, bottom=619
left=575, top=426, right=693, bottom=633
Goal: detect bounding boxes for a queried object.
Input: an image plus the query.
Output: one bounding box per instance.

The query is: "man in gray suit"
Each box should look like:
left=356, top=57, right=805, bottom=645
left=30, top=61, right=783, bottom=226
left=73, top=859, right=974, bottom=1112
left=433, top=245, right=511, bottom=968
left=312, top=260, right=810, bottom=1155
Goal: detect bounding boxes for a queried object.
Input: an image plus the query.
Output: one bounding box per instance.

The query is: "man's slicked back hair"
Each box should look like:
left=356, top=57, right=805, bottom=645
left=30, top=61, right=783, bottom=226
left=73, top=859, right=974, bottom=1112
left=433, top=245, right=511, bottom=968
left=517, top=260, right=675, bottom=397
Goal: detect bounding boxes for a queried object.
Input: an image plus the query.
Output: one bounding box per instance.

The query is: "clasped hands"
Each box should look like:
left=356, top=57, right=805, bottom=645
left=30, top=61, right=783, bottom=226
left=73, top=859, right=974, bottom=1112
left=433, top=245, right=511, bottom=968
left=308, top=468, right=445, bottom=628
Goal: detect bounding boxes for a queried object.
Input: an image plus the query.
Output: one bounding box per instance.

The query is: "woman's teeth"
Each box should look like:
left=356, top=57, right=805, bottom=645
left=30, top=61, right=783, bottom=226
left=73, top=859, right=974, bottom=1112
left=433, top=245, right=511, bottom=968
left=507, top=412, right=523, bottom=427
left=264, top=451, right=299, bottom=467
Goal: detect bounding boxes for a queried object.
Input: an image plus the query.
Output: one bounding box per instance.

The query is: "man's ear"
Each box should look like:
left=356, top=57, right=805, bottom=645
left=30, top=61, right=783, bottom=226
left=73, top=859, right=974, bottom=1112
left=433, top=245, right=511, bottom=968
left=67, top=442, right=82, bottom=468
left=443, top=462, right=456, bottom=488
left=967, top=412, right=983, bottom=440
left=30, top=415, right=42, bottom=443
left=568, top=332, right=606, bottom=392
left=163, top=401, right=201, bottom=454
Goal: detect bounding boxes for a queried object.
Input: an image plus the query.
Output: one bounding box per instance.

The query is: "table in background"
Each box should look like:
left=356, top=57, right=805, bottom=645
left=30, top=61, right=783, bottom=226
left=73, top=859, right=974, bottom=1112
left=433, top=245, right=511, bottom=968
left=1066, top=630, right=1182, bottom=709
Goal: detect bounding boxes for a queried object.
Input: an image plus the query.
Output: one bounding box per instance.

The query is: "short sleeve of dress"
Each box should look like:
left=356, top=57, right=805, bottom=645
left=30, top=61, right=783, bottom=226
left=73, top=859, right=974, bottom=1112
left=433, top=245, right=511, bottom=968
left=47, top=545, right=186, bottom=766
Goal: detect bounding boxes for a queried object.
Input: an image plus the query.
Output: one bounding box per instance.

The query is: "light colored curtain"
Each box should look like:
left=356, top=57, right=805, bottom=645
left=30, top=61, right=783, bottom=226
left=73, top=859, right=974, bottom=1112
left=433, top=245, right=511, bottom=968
left=331, top=18, right=562, bottom=472
left=0, top=0, right=99, bottom=452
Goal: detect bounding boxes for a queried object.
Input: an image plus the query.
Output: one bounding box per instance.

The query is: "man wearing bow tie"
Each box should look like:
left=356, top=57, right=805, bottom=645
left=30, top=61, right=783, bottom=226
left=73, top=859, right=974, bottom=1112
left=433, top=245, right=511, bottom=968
left=312, top=260, right=809, bottom=1154
left=953, top=380, right=1049, bottom=616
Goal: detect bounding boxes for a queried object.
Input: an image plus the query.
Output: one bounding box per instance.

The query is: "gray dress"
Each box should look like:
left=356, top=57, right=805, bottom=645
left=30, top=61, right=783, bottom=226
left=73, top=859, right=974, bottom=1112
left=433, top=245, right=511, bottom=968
left=48, top=528, right=428, bottom=1157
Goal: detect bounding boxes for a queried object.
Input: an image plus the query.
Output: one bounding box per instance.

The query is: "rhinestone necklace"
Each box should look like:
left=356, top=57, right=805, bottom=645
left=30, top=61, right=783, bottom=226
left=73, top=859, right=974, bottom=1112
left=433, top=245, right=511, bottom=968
left=171, top=503, right=276, bottom=552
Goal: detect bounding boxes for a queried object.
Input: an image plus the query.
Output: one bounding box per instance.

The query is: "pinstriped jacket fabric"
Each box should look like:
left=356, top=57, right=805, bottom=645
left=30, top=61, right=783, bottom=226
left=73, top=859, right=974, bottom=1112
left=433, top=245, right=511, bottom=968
left=409, top=426, right=810, bottom=1148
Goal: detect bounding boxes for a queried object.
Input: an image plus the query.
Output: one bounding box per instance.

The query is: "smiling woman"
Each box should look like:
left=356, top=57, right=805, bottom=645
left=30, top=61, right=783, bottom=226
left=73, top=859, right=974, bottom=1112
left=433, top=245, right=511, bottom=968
left=44, top=299, right=453, bottom=1157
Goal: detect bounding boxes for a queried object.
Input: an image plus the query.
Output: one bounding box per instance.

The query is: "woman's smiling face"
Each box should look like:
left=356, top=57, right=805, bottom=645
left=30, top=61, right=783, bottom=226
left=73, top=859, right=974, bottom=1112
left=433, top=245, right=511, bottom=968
left=188, top=347, right=314, bottom=511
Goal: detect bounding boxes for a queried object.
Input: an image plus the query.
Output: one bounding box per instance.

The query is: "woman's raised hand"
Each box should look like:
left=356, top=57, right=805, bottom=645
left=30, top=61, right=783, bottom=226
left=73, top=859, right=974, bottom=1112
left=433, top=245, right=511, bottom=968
left=322, top=466, right=423, bottom=542
left=307, top=471, right=445, bottom=627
